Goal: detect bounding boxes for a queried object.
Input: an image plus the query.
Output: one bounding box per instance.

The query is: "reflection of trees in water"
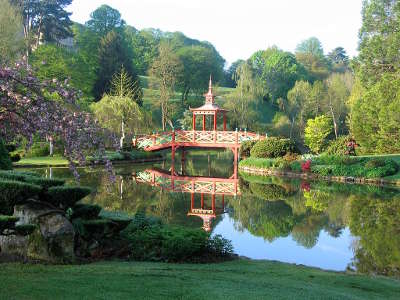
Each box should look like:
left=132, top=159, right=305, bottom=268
left=236, top=175, right=400, bottom=275
left=349, top=194, right=400, bottom=276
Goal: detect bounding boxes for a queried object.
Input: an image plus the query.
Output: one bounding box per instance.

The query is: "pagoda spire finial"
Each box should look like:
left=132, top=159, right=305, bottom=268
left=204, top=74, right=215, bottom=104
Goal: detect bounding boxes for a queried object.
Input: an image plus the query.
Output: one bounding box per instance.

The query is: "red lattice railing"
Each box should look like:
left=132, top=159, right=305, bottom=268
left=134, top=130, right=264, bottom=150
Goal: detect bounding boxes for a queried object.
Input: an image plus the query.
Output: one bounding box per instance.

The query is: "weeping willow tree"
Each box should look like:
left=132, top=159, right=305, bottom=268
left=92, top=67, right=149, bottom=148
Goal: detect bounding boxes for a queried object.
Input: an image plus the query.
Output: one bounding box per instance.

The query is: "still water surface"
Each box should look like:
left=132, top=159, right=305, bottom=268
left=23, top=150, right=400, bottom=275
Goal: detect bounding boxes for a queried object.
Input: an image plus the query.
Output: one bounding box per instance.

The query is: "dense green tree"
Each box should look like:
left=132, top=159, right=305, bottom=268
left=357, top=0, right=400, bottom=86
left=86, top=4, right=125, bottom=37
left=93, top=30, right=138, bottom=100
left=295, top=37, right=331, bottom=81
left=250, top=47, right=308, bottom=103
left=224, top=59, right=244, bottom=88
left=304, top=115, right=333, bottom=153
left=323, top=72, right=353, bottom=138
left=327, top=47, right=349, bottom=73
left=30, top=44, right=96, bottom=102
left=350, top=73, right=400, bottom=153
left=149, top=42, right=183, bottom=130
left=0, top=0, right=23, bottom=64
left=349, top=0, right=400, bottom=154
left=224, top=61, right=261, bottom=129
left=11, top=0, right=73, bottom=54
left=176, top=45, right=224, bottom=102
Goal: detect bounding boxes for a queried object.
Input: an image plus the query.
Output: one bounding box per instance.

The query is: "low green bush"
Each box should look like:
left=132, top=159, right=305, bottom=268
left=14, top=224, right=37, bottom=236
left=239, top=157, right=277, bottom=169
left=24, top=142, right=50, bottom=158
left=239, top=140, right=257, bottom=157
left=311, top=157, right=399, bottom=178
left=324, top=136, right=352, bottom=156
left=290, top=161, right=302, bottom=172
left=0, top=180, right=42, bottom=214
left=0, top=170, right=64, bottom=191
left=46, top=185, right=92, bottom=208
left=250, top=137, right=298, bottom=158
left=0, top=215, right=19, bottom=232
left=120, top=213, right=234, bottom=262
left=71, top=204, right=102, bottom=220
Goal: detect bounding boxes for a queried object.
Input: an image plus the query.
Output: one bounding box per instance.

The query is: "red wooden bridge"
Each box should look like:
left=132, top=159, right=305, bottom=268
left=133, top=76, right=265, bottom=163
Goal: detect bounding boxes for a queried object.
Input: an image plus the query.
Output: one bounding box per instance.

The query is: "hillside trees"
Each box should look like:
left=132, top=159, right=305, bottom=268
left=349, top=0, right=400, bottom=154
left=0, top=0, right=24, bottom=64
left=149, top=42, right=183, bottom=131
left=11, top=0, right=73, bottom=55
left=176, top=45, right=225, bottom=103
left=86, top=4, right=125, bottom=36
left=93, top=30, right=141, bottom=100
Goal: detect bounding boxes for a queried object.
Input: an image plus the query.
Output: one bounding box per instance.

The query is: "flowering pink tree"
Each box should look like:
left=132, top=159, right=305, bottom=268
left=0, top=61, right=115, bottom=179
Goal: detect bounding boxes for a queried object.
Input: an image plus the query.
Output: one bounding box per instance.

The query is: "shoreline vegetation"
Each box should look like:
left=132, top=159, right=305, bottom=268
left=239, top=154, right=400, bottom=187
left=1, top=260, right=399, bottom=300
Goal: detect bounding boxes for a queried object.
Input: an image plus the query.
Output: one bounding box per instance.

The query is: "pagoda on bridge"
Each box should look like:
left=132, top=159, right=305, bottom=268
left=189, top=76, right=228, bottom=131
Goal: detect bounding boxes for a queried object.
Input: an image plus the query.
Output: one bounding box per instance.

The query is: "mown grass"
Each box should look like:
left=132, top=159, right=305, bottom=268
left=0, top=260, right=399, bottom=300
left=14, top=155, right=69, bottom=167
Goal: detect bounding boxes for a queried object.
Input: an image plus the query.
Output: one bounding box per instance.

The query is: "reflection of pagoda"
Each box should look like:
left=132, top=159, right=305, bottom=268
left=187, top=193, right=225, bottom=232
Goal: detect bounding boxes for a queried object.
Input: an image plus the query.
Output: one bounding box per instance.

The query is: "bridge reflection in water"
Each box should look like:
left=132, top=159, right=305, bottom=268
left=133, top=157, right=238, bottom=232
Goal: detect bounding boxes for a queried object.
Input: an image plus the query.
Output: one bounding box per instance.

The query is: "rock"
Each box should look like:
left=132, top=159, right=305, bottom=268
left=0, top=203, right=75, bottom=263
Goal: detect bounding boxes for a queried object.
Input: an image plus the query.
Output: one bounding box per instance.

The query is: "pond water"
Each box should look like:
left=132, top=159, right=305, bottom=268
left=22, top=149, right=400, bottom=275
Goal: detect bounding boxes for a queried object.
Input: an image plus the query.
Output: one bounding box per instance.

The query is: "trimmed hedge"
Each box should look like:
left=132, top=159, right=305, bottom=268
left=72, top=204, right=102, bottom=220
left=46, top=186, right=92, bottom=208
left=0, top=215, right=19, bottom=232
left=250, top=137, right=298, bottom=158
left=0, top=180, right=42, bottom=214
left=0, top=171, right=64, bottom=190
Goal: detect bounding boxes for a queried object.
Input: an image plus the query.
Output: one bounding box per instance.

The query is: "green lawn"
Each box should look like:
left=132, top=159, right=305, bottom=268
left=14, top=155, right=69, bottom=167
left=0, top=260, right=398, bottom=300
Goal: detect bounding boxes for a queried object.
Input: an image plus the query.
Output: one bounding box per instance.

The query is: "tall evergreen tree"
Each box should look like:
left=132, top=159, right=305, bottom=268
left=93, top=30, right=139, bottom=100
left=11, top=0, right=73, bottom=53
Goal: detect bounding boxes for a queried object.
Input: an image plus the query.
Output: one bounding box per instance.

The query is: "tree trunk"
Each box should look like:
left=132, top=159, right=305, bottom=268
left=329, top=104, right=338, bottom=139
left=120, top=119, right=125, bottom=149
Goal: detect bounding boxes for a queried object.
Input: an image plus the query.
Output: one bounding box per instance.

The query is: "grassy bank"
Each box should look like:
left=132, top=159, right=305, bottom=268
left=14, top=150, right=162, bottom=167
left=240, top=154, right=400, bottom=182
left=1, top=260, right=399, bottom=299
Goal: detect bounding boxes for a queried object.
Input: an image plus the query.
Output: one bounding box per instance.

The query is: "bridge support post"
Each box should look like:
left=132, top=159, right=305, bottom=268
left=171, top=145, right=175, bottom=175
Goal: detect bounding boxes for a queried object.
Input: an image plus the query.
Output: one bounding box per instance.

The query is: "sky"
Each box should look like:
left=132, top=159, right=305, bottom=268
left=68, top=0, right=363, bottom=65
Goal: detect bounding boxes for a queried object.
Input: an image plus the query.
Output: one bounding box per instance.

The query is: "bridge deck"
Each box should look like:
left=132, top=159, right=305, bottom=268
left=133, top=130, right=264, bottom=151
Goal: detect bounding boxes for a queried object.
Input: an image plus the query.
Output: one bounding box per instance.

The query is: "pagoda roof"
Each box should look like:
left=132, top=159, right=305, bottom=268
left=189, top=75, right=228, bottom=113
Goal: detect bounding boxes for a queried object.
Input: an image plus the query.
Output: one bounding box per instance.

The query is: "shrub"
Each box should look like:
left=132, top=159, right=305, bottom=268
left=24, top=142, right=50, bottom=158
left=290, top=161, right=302, bottom=172
left=239, top=140, right=257, bottom=157
left=0, top=215, right=19, bottom=232
left=0, top=139, right=12, bottom=170
left=14, top=224, right=36, bottom=236
left=250, top=137, right=298, bottom=158
left=304, top=115, right=333, bottom=154
left=0, top=170, right=64, bottom=190
left=0, top=180, right=41, bottom=214
left=324, top=136, right=353, bottom=155
left=301, top=160, right=311, bottom=172
left=46, top=185, right=92, bottom=208
left=71, top=204, right=102, bottom=220
left=120, top=213, right=234, bottom=262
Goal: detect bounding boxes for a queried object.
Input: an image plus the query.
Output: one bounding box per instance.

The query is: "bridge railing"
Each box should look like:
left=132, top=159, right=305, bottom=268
left=134, top=130, right=264, bottom=150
